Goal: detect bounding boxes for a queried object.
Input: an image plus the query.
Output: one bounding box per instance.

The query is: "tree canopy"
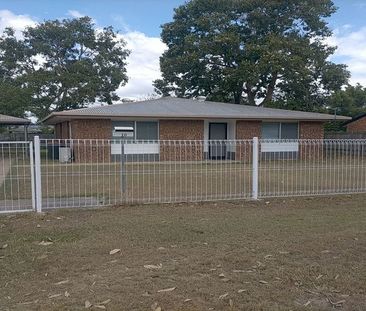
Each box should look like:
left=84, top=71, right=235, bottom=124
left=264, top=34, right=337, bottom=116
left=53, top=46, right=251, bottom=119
left=0, top=17, right=130, bottom=119
left=154, top=0, right=350, bottom=110
left=327, top=84, right=366, bottom=117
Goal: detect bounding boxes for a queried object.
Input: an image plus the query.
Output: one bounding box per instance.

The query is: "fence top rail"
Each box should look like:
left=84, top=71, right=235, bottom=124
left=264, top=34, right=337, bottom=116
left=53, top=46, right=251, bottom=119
left=38, top=138, right=366, bottom=144
left=0, top=141, right=31, bottom=145
left=39, top=139, right=254, bottom=143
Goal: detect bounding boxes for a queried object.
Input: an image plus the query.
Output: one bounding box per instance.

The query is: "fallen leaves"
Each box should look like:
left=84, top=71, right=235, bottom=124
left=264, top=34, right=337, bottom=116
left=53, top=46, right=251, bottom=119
left=151, top=302, right=162, bottom=311
left=218, top=293, right=229, bottom=300
left=157, top=287, right=176, bottom=293
left=304, top=300, right=311, bottom=307
left=327, top=298, right=346, bottom=308
left=315, top=274, right=323, bottom=280
left=84, top=299, right=110, bottom=309
left=48, top=294, right=61, bottom=299
left=259, top=280, right=268, bottom=284
left=144, top=264, right=162, bottom=270
left=39, top=241, right=53, bottom=246
left=1, top=244, right=8, bottom=249
left=109, top=249, right=120, bottom=255
left=54, top=279, right=69, bottom=285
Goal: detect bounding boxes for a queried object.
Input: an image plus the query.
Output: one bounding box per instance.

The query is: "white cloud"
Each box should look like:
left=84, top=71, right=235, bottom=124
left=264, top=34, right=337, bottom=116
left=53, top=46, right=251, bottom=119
left=328, top=26, right=366, bottom=86
left=0, top=10, right=36, bottom=37
left=116, top=31, right=166, bottom=99
left=67, top=10, right=84, bottom=18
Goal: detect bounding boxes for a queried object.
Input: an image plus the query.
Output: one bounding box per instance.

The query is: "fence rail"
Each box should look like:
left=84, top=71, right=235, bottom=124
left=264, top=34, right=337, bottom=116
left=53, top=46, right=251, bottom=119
left=1, top=138, right=366, bottom=213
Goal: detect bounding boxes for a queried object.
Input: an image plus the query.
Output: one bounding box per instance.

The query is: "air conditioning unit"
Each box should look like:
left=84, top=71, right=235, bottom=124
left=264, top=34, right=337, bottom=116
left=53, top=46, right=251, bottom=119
left=59, top=147, right=72, bottom=163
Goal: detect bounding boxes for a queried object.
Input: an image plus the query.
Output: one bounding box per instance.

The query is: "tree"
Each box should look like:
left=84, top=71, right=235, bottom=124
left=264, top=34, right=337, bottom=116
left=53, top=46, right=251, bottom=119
left=326, top=84, right=366, bottom=117
left=0, top=28, right=32, bottom=117
left=154, top=0, right=350, bottom=109
left=0, top=17, right=130, bottom=119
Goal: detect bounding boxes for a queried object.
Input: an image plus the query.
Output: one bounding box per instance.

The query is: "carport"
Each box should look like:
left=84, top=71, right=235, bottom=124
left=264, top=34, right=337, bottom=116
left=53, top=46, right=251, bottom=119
left=0, top=114, right=31, bottom=140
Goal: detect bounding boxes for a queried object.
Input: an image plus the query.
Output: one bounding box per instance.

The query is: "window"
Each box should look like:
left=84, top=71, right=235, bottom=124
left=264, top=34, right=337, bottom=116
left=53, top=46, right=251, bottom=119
left=136, top=121, right=158, bottom=140
left=262, top=123, right=280, bottom=139
left=112, top=121, right=159, bottom=141
left=262, top=122, right=298, bottom=139
left=281, top=123, right=298, bottom=139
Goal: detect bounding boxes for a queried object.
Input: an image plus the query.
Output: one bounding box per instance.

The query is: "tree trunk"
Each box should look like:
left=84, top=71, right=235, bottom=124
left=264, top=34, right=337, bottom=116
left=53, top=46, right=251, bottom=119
left=259, top=72, right=278, bottom=107
left=245, top=83, right=256, bottom=106
left=233, top=87, right=242, bottom=105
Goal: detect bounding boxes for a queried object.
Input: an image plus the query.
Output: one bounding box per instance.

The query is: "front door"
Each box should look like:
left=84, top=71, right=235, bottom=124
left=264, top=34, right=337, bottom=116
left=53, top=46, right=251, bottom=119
left=209, top=123, right=227, bottom=159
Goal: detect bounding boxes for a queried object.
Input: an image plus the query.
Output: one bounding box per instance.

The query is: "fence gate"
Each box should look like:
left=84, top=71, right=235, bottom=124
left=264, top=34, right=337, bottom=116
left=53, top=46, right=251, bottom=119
left=0, top=141, right=35, bottom=213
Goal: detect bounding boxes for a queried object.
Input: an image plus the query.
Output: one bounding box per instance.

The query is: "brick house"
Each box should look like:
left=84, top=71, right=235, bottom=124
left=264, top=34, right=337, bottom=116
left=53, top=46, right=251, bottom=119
left=346, top=113, right=366, bottom=133
left=43, top=97, right=350, bottom=162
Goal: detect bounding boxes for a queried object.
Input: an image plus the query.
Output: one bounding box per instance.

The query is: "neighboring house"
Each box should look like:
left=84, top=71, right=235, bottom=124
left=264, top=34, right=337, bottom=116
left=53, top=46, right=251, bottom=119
left=345, top=113, right=366, bottom=133
left=0, top=114, right=31, bottom=141
left=42, top=97, right=350, bottom=161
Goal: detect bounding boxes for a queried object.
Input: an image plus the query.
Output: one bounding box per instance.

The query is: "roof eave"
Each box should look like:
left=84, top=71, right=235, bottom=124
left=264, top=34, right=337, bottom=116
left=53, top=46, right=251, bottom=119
left=43, top=113, right=351, bottom=125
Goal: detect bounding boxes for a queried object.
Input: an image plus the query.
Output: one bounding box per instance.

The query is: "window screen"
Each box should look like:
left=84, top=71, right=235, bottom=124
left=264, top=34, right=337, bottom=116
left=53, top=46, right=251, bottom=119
left=281, top=123, right=298, bottom=139
left=136, top=121, right=158, bottom=140
left=262, top=123, right=280, bottom=139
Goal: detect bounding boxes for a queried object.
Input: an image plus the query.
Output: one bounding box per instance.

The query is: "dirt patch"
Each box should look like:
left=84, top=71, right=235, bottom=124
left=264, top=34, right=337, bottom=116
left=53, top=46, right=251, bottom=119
left=1, top=194, right=366, bottom=310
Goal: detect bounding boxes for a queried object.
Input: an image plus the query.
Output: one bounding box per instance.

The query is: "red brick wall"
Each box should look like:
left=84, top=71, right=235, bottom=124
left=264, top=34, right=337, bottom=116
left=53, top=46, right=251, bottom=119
left=70, top=119, right=112, bottom=139
left=54, top=122, right=70, bottom=139
left=347, top=117, right=366, bottom=133
left=299, top=121, right=324, bottom=139
left=236, top=121, right=262, bottom=140
left=235, top=121, right=261, bottom=161
left=299, top=121, right=324, bottom=160
left=159, top=120, right=204, bottom=161
left=62, top=119, right=113, bottom=163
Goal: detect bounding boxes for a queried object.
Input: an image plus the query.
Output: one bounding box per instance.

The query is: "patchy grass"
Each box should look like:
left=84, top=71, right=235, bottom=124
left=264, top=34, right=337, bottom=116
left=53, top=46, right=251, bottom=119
left=1, top=195, right=366, bottom=310
left=1, top=158, right=366, bottom=205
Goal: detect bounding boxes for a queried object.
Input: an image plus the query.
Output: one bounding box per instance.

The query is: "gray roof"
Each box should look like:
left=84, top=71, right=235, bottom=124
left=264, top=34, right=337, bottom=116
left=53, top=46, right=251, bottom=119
left=0, top=114, right=31, bottom=125
left=43, top=97, right=351, bottom=124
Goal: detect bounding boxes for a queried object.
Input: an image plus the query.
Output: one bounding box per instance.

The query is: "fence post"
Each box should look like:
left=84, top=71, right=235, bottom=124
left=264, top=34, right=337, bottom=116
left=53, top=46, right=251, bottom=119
left=252, top=137, right=259, bottom=200
left=34, top=136, right=42, bottom=213
left=121, top=141, right=126, bottom=193
left=29, top=141, right=36, bottom=211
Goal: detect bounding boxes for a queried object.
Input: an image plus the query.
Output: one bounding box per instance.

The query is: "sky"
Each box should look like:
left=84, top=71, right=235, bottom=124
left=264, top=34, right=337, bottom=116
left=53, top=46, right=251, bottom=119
left=0, top=0, right=365, bottom=100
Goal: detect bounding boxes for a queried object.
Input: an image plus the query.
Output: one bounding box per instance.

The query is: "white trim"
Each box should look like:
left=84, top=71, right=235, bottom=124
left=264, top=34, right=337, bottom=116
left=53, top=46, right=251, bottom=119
left=111, top=141, right=159, bottom=155
left=261, top=142, right=299, bottom=152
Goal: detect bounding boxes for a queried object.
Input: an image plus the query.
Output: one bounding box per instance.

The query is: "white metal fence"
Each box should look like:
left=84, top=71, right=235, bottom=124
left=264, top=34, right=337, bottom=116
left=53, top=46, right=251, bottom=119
left=259, top=139, right=366, bottom=197
left=38, top=139, right=254, bottom=209
left=1, top=137, right=366, bottom=213
left=0, top=141, right=34, bottom=213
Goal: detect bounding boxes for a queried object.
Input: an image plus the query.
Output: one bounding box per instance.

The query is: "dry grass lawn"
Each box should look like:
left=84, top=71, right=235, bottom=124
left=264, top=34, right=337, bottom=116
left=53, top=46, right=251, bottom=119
left=1, top=195, right=366, bottom=310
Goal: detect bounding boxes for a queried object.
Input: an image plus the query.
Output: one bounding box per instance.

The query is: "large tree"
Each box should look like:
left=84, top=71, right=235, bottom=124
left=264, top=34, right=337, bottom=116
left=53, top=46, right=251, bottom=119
left=0, top=28, right=32, bottom=117
left=0, top=17, right=130, bottom=119
left=326, top=84, right=366, bottom=117
left=154, top=0, right=350, bottom=109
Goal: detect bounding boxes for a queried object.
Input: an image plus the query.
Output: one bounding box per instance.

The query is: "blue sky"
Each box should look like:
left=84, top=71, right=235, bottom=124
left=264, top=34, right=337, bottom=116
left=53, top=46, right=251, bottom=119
left=0, top=0, right=365, bottom=98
